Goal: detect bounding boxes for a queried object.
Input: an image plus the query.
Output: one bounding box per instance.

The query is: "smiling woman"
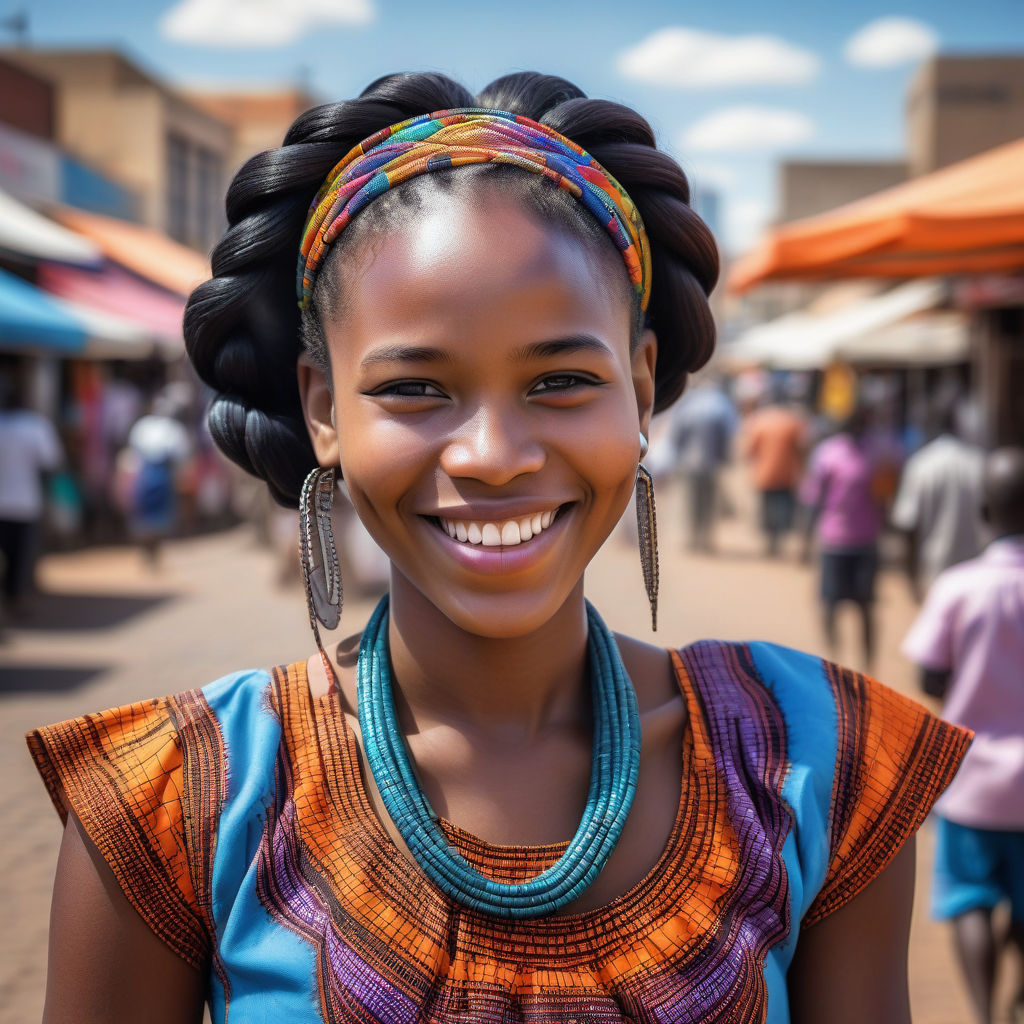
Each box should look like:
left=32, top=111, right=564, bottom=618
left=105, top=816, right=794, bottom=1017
left=28, top=71, right=970, bottom=1024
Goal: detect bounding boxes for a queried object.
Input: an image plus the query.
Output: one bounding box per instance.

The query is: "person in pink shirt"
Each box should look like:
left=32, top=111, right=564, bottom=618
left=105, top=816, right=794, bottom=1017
left=800, top=406, right=885, bottom=669
left=902, top=446, right=1024, bottom=1024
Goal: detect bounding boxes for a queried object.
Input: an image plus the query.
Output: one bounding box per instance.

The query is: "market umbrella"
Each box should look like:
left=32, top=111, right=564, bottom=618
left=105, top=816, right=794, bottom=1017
left=51, top=206, right=210, bottom=297
left=37, top=262, right=185, bottom=352
left=0, top=188, right=100, bottom=267
left=724, top=278, right=948, bottom=368
left=731, top=137, right=1024, bottom=291
left=0, top=267, right=86, bottom=353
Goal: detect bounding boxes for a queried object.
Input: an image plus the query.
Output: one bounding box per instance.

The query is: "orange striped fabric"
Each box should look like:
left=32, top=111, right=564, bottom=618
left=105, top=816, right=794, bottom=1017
left=26, top=641, right=971, bottom=1021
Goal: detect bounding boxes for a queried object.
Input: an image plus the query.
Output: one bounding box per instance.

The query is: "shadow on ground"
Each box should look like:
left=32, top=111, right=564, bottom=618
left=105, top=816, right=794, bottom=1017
left=10, top=591, right=173, bottom=632
left=0, top=664, right=109, bottom=694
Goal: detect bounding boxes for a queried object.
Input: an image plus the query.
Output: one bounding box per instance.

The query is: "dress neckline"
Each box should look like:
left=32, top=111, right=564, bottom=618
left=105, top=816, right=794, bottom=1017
left=287, top=648, right=707, bottom=944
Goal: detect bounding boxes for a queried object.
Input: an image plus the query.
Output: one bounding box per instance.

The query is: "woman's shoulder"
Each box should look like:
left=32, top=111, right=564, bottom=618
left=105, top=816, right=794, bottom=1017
left=25, top=662, right=303, bottom=970
left=674, top=636, right=956, bottom=737
left=673, top=636, right=970, bottom=801
left=672, top=637, right=971, bottom=927
left=25, top=663, right=288, bottom=852
left=28, top=666, right=281, bottom=781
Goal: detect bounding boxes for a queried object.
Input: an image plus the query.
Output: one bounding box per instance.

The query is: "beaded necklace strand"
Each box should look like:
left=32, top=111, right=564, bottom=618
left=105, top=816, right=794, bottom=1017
left=356, top=595, right=642, bottom=918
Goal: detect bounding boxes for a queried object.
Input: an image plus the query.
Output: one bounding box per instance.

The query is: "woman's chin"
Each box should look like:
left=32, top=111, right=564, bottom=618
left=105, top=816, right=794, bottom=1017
left=393, top=577, right=585, bottom=643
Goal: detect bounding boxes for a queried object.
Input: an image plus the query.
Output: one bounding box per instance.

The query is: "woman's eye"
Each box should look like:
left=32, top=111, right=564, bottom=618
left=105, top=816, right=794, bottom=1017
left=532, top=374, right=598, bottom=393
left=377, top=381, right=446, bottom=398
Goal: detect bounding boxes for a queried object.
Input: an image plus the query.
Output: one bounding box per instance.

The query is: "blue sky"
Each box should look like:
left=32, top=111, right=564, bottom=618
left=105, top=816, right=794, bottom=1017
left=10, top=0, right=1024, bottom=253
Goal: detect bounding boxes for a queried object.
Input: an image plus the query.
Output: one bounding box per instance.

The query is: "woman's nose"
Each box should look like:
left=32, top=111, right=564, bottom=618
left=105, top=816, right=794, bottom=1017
left=439, top=403, right=546, bottom=485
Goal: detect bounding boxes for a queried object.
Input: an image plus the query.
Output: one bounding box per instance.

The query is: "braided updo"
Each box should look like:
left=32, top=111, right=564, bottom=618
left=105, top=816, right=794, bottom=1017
left=184, top=71, right=719, bottom=507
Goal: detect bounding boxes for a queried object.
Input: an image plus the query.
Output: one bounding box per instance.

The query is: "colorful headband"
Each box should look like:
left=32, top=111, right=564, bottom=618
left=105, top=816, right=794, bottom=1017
left=297, top=108, right=652, bottom=312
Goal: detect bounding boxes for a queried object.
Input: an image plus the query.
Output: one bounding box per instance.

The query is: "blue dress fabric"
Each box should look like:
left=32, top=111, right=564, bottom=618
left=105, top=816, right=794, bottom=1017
left=27, top=640, right=970, bottom=1022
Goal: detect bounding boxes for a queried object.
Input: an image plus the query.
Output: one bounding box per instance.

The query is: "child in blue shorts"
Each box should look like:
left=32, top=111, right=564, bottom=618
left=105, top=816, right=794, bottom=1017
left=903, top=447, right=1024, bottom=1024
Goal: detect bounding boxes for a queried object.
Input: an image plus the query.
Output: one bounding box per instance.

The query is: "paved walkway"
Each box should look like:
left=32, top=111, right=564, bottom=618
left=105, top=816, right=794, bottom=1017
left=0, top=472, right=1004, bottom=1022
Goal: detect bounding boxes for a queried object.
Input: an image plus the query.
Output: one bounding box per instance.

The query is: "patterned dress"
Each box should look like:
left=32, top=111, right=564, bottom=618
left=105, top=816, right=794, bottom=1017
left=28, top=640, right=969, bottom=1023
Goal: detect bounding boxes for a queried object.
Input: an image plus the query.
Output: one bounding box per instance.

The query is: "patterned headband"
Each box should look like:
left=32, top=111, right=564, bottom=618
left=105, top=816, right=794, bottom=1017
left=297, top=108, right=652, bottom=312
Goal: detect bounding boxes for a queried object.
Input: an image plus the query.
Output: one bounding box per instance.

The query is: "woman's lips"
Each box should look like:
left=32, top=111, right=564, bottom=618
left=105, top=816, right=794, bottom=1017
left=437, top=509, right=556, bottom=547
left=419, top=504, right=571, bottom=573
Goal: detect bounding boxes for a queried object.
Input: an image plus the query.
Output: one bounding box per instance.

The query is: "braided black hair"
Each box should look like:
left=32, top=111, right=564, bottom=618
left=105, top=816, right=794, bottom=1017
left=184, top=71, right=719, bottom=507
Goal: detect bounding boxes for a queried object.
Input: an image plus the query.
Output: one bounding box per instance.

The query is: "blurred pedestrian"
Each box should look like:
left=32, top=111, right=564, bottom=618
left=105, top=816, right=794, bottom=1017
left=902, top=447, right=1024, bottom=1024
left=800, top=405, right=884, bottom=670
left=741, top=388, right=807, bottom=556
left=0, top=368, right=63, bottom=619
left=892, top=399, right=985, bottom=602
left=122, top=389, right=192, bottom=566
left=668, top=376, right=737, bottom=551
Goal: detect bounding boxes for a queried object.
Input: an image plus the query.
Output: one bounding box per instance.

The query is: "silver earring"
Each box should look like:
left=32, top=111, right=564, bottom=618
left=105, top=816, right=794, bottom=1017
left=636, top=458, right=659, bottom=632
left=299, top=466, right=342, bottom=668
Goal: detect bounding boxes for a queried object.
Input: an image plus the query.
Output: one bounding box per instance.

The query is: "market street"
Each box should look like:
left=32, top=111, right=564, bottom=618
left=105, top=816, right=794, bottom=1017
left=0, top=472, right=1000, bottom=1023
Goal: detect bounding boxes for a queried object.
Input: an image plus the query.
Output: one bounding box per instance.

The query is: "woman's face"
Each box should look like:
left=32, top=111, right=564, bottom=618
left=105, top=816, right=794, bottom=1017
left=300, top=186, right=656, bottom=638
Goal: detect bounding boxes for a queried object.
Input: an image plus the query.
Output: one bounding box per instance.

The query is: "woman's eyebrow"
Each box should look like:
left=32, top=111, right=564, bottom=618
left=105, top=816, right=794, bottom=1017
left=360, top=335, right=613, bottom=369
left=360, top=345, right=455, bottom=368
left=511, top=335, right=614, bottom=361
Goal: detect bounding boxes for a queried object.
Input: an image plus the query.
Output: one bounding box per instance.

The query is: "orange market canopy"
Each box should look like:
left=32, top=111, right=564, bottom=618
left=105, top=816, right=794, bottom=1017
left=51, top=206, right=210, bottom=297
left=731, top=138, right=1024, bottom=292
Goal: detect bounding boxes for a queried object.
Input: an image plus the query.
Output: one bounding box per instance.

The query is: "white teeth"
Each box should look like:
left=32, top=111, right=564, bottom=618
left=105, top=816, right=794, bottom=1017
left=437, top=508, right=561, bottom=547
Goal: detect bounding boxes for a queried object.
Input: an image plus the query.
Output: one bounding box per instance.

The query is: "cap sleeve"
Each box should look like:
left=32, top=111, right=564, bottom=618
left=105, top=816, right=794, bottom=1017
left=26, top=689, right=223, bottom=969
left=803, top=662, right=971, bottom=928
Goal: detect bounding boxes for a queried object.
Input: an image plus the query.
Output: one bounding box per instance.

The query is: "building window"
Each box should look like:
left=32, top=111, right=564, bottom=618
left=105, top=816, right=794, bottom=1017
left=195, top=146, right=223, bottom=250
left=937, top=84, right=1010, bottom=104
left=166, top=133, right=223, bottom=250
left=167, top=132, right=189, bottom=245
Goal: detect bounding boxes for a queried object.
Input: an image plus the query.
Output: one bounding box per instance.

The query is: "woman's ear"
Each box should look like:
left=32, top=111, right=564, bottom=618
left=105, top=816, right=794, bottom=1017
left=631, top=328, right=657, bottom=437
left=296, top=354, right=340, bottom=465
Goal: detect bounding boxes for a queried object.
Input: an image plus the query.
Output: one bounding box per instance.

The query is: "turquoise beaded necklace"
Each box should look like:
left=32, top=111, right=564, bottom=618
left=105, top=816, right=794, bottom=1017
left=356, top=595, right=642, bottom=918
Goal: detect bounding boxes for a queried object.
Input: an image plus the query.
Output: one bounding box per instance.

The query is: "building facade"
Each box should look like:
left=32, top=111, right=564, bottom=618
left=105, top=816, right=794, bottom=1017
left=1, top=49, right=232, bottom=252
left=183, top=88, right=319, bottom=177
left=776, top=160, right=907, bottom=225
left=908, top=55, right=1024, bottom=176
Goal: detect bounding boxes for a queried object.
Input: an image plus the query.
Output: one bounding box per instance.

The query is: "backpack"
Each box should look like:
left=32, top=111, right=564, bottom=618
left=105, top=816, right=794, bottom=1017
left=133, top=457, right=174, bottom=518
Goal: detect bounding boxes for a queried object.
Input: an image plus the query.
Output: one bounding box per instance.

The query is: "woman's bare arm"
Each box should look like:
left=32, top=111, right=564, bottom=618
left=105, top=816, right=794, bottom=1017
left=788, top=836, right=916, bottom=1024
left=43, top=813, right=206, bottom=1024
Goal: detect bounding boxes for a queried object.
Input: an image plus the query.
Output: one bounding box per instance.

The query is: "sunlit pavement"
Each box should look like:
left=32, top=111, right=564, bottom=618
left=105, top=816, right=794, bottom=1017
left=0, top=466, right=1010, bottom=1023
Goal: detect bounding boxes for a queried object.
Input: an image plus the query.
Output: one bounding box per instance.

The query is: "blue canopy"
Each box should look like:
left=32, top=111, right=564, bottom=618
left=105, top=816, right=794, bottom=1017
left=0, top=266, right=85, bottom=353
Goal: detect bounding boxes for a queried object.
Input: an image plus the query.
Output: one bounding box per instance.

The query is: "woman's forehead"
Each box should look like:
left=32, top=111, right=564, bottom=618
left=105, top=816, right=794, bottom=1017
left=327, top=190, right=632, bottom=349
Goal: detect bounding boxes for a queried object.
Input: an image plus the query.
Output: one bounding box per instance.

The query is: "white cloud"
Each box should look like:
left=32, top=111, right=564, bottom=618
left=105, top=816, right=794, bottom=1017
left=686, top=160, right=739, bottom=190
left=844, top=17, right=938, bottom=68
left=617, top=27, right=819, bottom=88
left=682, top=107, right=815, bottom=152
left=160, top=0, right=374, bottom=48
left=724, top=198, right=771, bottom=255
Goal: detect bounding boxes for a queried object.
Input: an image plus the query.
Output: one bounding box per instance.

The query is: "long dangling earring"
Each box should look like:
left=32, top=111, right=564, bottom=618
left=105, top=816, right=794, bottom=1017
left=299, top=465, right=342, bottom=672
left=636, top=433, right=660, bottom=631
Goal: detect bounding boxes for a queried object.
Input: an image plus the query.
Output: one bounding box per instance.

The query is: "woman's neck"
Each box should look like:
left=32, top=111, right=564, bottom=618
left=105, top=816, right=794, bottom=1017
left=384, top=574, right=592, bottom=739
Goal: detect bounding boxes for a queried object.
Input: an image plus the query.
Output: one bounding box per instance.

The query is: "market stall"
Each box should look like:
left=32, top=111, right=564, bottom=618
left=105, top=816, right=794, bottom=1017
left=730, top=138, right=1024, bottom=443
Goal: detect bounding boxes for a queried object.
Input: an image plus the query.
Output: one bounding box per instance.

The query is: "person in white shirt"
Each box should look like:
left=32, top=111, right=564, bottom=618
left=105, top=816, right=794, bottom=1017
left=892, top=400, right=985, bottom=601
left=122, top=389, right=193, bottom=565
left=0, top=368, right=63, bottom=614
